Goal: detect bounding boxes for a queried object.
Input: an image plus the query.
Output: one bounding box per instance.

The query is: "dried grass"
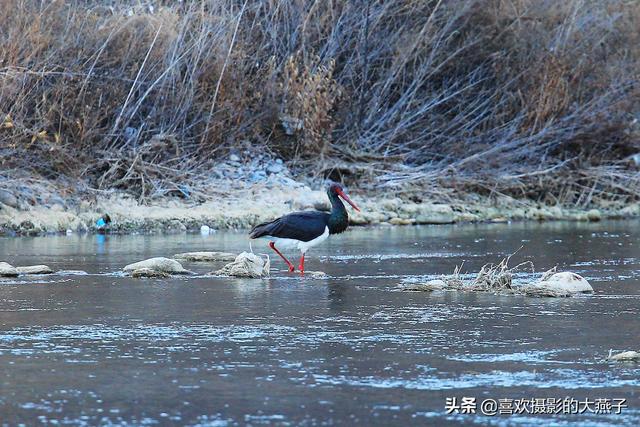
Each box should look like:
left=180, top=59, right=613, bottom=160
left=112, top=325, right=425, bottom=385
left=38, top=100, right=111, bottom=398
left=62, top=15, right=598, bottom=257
left=403, top=257, right=579, bottom=297
left=441, top=256, right=535, bottom=292
left=0, top=0, right=639, bottom=203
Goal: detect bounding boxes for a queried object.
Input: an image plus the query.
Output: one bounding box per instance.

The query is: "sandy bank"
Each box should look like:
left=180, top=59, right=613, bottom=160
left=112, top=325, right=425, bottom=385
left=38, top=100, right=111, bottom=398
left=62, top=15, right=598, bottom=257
left=1, top=180, right=639, bottom=237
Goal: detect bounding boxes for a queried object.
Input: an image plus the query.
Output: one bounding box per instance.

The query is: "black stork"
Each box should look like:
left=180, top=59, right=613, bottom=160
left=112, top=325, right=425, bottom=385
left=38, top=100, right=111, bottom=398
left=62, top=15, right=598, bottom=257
left=249, top=183, right=360, bottom=274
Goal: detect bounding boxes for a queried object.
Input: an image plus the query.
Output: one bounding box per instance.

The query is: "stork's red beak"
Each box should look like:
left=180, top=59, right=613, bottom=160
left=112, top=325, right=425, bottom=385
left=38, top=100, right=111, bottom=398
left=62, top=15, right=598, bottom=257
left=336, top=188, right=361, bottom=212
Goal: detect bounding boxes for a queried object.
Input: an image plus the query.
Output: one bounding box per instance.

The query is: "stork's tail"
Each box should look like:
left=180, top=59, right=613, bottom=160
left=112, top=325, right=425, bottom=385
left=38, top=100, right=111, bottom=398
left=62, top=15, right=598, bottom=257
left=249, top=219, right=277, bottom=239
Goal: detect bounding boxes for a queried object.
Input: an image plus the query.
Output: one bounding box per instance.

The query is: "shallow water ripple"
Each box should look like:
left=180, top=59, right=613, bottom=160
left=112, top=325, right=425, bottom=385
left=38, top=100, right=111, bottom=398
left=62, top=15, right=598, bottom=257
left=1, top=222, right=639, bottom=425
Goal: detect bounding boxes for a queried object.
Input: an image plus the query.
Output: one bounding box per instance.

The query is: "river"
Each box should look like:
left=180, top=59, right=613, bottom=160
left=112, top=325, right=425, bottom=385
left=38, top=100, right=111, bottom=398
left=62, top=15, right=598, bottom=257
left=0, top=221, right=639, bottom=425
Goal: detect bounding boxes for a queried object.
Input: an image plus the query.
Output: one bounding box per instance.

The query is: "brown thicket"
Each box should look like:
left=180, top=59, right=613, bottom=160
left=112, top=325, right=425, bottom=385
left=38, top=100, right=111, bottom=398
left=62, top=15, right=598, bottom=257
left=0, top=0, right=638, bottom=204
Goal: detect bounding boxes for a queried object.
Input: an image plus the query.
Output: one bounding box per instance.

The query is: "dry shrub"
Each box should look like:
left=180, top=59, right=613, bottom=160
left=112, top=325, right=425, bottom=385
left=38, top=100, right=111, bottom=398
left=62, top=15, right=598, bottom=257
left=277, top=54, right=341, bottom=158
left=0, top=0, right=638, bottom=203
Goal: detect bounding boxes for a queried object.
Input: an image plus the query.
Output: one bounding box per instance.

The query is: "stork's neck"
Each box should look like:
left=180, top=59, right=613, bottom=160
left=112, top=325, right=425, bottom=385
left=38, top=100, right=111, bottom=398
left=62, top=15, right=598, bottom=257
left=327, top=191, right=348, bottom=234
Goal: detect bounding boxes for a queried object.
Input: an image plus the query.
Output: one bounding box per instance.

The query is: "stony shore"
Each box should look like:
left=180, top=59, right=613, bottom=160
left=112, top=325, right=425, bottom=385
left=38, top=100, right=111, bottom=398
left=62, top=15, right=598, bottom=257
left=1, top=178, right=640, bottom=237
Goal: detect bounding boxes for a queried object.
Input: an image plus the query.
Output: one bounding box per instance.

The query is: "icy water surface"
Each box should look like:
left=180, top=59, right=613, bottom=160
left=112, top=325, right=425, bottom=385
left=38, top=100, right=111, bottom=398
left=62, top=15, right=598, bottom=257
left=0, top=221, right=639, bottom=425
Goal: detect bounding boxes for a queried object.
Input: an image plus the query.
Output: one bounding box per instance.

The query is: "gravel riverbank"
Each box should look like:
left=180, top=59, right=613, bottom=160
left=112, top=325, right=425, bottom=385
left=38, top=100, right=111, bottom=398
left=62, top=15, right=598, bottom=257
left=1, top=178, right=639, bottom=237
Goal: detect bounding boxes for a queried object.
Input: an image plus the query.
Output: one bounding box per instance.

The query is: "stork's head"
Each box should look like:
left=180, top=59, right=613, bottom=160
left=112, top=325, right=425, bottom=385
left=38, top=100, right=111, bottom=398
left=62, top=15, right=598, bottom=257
left=328, top=183, right=360, bottom=212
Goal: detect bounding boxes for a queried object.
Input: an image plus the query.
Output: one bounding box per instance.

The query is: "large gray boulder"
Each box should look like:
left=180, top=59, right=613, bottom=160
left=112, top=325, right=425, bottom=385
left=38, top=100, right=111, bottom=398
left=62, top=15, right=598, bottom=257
left=174, top=251, right=236, bottom=262
left=16, top=265, right=54, bottom=275
left=0, top=262, right=18, bottom=277
left=123, top=257, right=189, bottom=275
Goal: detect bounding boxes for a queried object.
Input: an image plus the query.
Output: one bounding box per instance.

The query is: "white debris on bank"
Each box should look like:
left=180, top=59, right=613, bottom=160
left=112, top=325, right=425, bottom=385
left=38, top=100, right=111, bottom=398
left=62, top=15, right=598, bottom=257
left=123, top=257, right=190, bottom=276
left=606, top=349, right=640, bottom=362
left=173, top=251, right=236, bottom=262
left=214, top=252, right=270, bottom=278
left=400, top=258, right=593, bottom=298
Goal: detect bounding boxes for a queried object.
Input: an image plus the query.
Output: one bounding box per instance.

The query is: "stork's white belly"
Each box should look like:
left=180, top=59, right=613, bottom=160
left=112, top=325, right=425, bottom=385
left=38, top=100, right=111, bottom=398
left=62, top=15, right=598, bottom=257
left=271, top=226, right=330, bottom=253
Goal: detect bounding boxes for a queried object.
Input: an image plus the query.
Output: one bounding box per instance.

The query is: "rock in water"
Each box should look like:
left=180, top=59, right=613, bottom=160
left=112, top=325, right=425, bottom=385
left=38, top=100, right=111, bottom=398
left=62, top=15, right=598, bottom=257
left=123, top=257, right=189, bottom=275
left=524, top=272, right=593, bottom=296
left=131, top=268, right=171, bottom=279
left=16, top=265, right=54, bottom=275
left=174, top=251, right=236, bottom=262
left=400, top=279, right=447, bottom=292
left=607, top=350, right=640, bottom=362
left=215, top=252, right=270, bottom=278
left=0, top=261, right=18, bottom=277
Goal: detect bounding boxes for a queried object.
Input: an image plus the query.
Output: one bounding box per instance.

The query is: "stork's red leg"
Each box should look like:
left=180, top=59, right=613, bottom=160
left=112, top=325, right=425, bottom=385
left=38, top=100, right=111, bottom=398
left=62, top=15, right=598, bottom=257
left=298, top=253, right=305, bottom=275
left=269, top=242, right=295, bottom=272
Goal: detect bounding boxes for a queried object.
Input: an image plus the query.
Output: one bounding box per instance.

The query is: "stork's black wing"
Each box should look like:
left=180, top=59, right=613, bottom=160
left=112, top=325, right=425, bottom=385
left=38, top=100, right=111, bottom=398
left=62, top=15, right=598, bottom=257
left=249, top=211, right=330, bottom=242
